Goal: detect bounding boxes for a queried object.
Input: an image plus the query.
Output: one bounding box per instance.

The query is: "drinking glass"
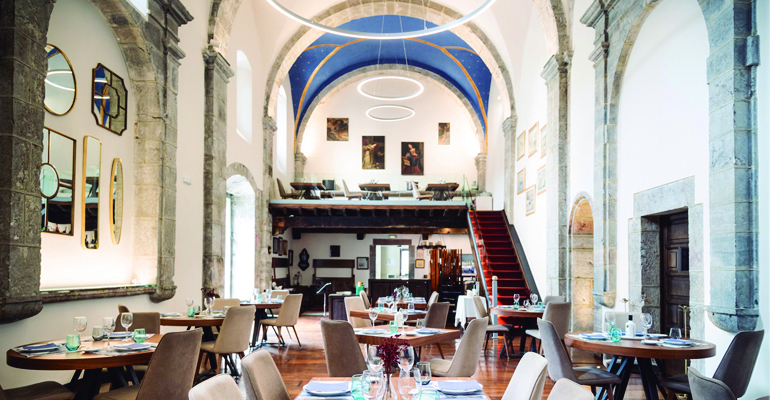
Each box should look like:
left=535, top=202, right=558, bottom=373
left=389, top=321, right=399, bottom=334
left=416, top=318, right=426, bottom=330
left=185, top=297, right=195, bottom=307
left=399, top=346, right=415, bottom=371
left=513, top=293, right=520, bottom=307
left=92, top=326, right=105, bottom=341
left=73, top=316, right=87, bottom=335
left=641, top=313, right=653, bottom=339
left=120, top=312, right=133, bottom=341
left=368, top=308, right=379, bottom=328
left=103, top=317, right=116, bottom=346
left=351, top=374, right=364, bottom=400
left=605, top=312, right=616, bottom=335
left=187, top=306, right=195, bottom=317
left=65, top=334, right=80, bottom=351
left=133, top=328, right=146, bottom=343
left=419, top=389, right=440, bottom=400
left=203, top=297, right=213, bottom=315
left=530, top=293, right=539, bottom=305
left=416, top=362, right=431, bottom=385
left=276, top=295, right=283, bottom=302
left=669, top=327, right=682, bottom=340
left=407, top=302, right=415, bottom=313
left=361, top=370, right=386, bottom=400
left=523, top=300, right=531, bottom=310
left=610, top=327, right=622, bottom=342
left=398, top=368, right=421, bottom=400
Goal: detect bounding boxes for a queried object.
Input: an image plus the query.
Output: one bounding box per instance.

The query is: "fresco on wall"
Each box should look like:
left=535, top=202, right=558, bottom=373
left=537, top=165, right=546, bottom=194
left=516, top=131, right=526, bottom=160
left=327, top=118, right=349, bottom=141
left=438, top=122, right=450, bottom=145
left=525, top=186, right=536, bottom=215
left=517, top=169, right=526, bottom=194
left=528, top=122, right=539, bottom=157
left=401, top=142, right=424, bottom=176
left=362, top=136, right=385, bottom=170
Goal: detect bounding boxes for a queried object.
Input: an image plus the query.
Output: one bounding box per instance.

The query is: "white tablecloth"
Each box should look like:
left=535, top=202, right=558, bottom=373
left=454, top=295, right=486, bottom=327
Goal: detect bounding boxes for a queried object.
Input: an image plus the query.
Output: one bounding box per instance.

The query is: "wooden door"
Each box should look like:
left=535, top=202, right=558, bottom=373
left=660, top=212, right=690, bottom=336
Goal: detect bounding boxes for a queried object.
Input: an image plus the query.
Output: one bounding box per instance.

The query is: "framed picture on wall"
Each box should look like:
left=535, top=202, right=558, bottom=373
left=282, top=239, right=288, bottom=255
left=525, top=186, right=536, bottom=215
left=516, top=131, right=526, bottom=160
left=517, top=169, right=526, bottom=194
left=528, top=122, right=539, bottom=157
left=327, top=118, right=349, bottom=141
left=537, top=165, right=546, bottom=194
left=330, top=245, right=341, bottom=257
left=401, top=142, right=424, bottom=175
left=288, top=250, right=294, bottom=266
left=415, top=259, right=425, bottom=269
left=362, top=136, right=385, bottom=169
left=272, top=237, right=280, bottom=255
left=540, top=124, right=547, bottom=158
left=356, top=257, right=369, bottom=270
left=438, top=122, right=450, bottom=145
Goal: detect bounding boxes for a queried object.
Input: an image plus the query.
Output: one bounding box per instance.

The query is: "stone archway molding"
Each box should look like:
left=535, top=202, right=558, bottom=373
left=568, top=192, right=596, bottom=332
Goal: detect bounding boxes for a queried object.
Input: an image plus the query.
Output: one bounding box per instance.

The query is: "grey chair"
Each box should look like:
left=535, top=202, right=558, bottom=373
left=116, top=312, right=160, bottom=334
left=211, top=298, right=241, bottom=311
left=688, top=369, right=736, bottom=400
left=118, top=304, right=130, bottom=314
left=360, top=290, right=370, bottom=309
left=259, top=294, right=303, bottom=348
left=524, top=302, right=571, bottom=353
left=429, top=317, right=487, bottom=377
left=242, top=349, right=291, bottom=400
left=187, top=374, right=242, bottom=400
left=472, top=296, right=514, bottom=357
left=320, top=319, right=368, bottom=377
left=198, top=305, right=256, bottom=376
left=661, top=330, right=764, bottom=400
left=543, top=296, right=566, bottom=305
left=276, top=178, right=298, bottom=199
left=538, top=319, right=620, bottom=400
left=424, top=302, right=451, bottom=358
left=0, top=383, right=73, bottom=400
left=547, top=379, right=595, bottom=400
left=427, top=291, right=439, bottom=308
left=501, top=352, right=548, bottom=400
left=345, top=296, right=372, bottom=328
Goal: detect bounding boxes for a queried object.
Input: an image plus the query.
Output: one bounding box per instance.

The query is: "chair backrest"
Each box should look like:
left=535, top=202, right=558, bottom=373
left=345, top=296, right=372, bottom=328
left=542, top=302, right=571, bottom=339
left=501, top=352, right=549, bottom=400
left=410, top=181, right=421, bottom=199
left=547, top=379, right=595, bottom=400
left=137, top=329, right=202, bottom=400
left=538, top=319, right=577, bottom=382
left=270, top=290, right=290, bottom=299
left=342, top=180, right=352, bottom=196
left=213, top=305, right=255, bottom=353
left=712, top=330, right=764, bottom=397
left=689, top=368, right=736, bottom=400
left=277, top=178, right=290, bottom=198
left=606, top=312, right=642, bottom=330
left=188, top=374, right=242, bottom=400
left=212, top=298, right=241, bottom=311
left=118, top=304, right=130, bottom=313
left=544, top=296, right=566, bottom=305
left=117, top=312, right=161, bottom=335
left=319, top=319, right=368, bottom=377
left=472, top=296, right=490, bottom=321
left=360, top=290, right=370, bottom=309
left=427, top=291, right=439, bottom=307
left=424, top=302, right=450, bottom=329
left=444, top=317, right=488, bottom=377
left=242, top=349, right=291, bottom=400
left=274, top=294, right=302, bottom=326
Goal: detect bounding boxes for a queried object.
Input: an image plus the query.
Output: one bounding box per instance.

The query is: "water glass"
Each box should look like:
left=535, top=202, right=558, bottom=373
left=65, top=334, right=80, bottom=351
left=92, top=326, right=104, bottom=341
left=531, top=294, right=539, bottom=304
left=416, top=361, right=431, bottom=385
left=73, top=316, right=87, bottom=334
left=669, top=327, right=682, bottom=340
left=103, top=317, right=116, bottom=346
left=419, top=389, right=440, bottom=400
left=187, top=306, right=195, bottom=317
left=398, top=368, right=421, bottom=400
left=351, top=374, right=364, bottom=400
left=604, top=312, right=616, bottom=334
left=610, top=327, right=622, bottom=342
left=523, top=300, right=531, bottom=310
left=388, top=321, right=399, bottom=334
left=407, top=302, right=415, bottom=313
left=133, top=328, right=146, bottom=343
left=120, top=312, right=133, bottom=341
left=399, top=346, right=415, bottom=371
left=276, top=295, right=283, bottom=302
left=361, top=370, right=386, bottom=400
left=416, top=318, right=426, bottom=330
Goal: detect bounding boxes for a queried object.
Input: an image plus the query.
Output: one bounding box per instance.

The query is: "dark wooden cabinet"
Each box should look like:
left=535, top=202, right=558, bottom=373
left=368, top=279, right=431, bottom=301
left=328, top=294, right=357, bottom=321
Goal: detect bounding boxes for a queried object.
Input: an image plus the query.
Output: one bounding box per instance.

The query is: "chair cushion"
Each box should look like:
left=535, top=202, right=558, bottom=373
left=429, top=359, right=452, bottom=377
left=199, top=341, right=217, bottom=353
left=260, top=318, right=279, bottom=326
left=486, top=325, right=511, bottom=333
left=93, top=385, right=139, bottom=400
left=573, top=367, right=622, bottom=386
left=659, top=375, right=691, bottom=393
left=5, top=382, right=73, bottom=400
left=525, top=329, right=541, bottom=339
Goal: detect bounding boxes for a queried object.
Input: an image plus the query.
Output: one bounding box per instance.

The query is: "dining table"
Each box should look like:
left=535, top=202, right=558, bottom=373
left=239, top=300, right=284, bottom=347
left=375, top=299, right=428, bottom=310
left=358, top=183, right=390, bottom=200
left=489, top=306, right=544, bottom=357
left=349, top=309, right=426, bottom=322
left=295, top=377, right=491, bottom=400
left=354, top=326, right=461, bottom=361
left=424, top=183, right=459, bottom=200
left=290, top=182, right=326, bottom=199
left=7, top=334, right=162, bottom=400
left=565, top=333, right=717, bottom=400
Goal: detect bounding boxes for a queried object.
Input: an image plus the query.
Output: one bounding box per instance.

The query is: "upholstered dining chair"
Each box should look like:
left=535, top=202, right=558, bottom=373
left=472, top=296, right=514, bottom=357
left=427, top=291, right=439, bottom=308
left=410, top=181, right=432, bottom=200
left=269, top=290, right=290, bottom=299
left=538, top=319, right=620, bottom=400
left=276, top=178, right=298, bottom=199
left=660, top=330, right=764, bottom=400
left=524, top=302, right=571, bottom=353
left=359, top=290, right=371, bottom=309
left=342, top=180, right=363, bottom=200
left=211, top=298, right=240, bottom=311
left=117, top=304, right=130, bottom=314
left=198, top=305, right=255, bottom=376
left=345, top=296, right=372, bottom=328
left=187, top=374, right=242, bottom=400
left=501, top=352, right=548, bottom=400
left=428, top=317, right=487, bottom=377
left=688, top=369, right=736, bottom=400
left=0, top=382, right=73, bottom=400
left=423, top=302, right=451, bottom=358
left=259, top=294, right=303, bottom=348
left=547, top=379, right=595, bottom=400
left=94, top=329, right=202, bottom=400
left=543, top=296, right=566, bottom=305
left=116, top=312, right=160, bottom=334
left=319, top=319, right=368, bottom=377
left=241, top=349, right=291, bottom=400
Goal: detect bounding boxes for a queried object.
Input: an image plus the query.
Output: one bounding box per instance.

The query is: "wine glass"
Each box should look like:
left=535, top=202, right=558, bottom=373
left=531, top=293, right=539, bottom=305
left=523, top=300, right=530, bottom=310
left=361, top=370, right=386, bottom=400
left=186, top=297, right=194, bottom=307
left=513, top=293, right=520, bottom=306
left=203, top=297, right=213, bottom=315
left=669, top=327, right=682, bottom=340
left=416, top=318, right=426, bottom=331
left=416, top=361, right=431, bottom=385
left=120, top=312, right=133, bottom=341
left=368, top=308, right=379, bottom=328
left=73, top=316, right=87, bottom=335
left=103, top=317, right=116, bottom=346
left=641, top=313, right=653, bottom=339
left=605, top=312, right=616, bottom=334
left=398, top=368, right=421, bottom=400
left=276, top=295, right=283, bottom=302
left=399, top=346, right=415, bottom=371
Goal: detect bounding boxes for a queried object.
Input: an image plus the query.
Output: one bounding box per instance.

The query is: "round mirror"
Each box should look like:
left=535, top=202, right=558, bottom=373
left=40, top=163, right=59, bottom=198
left=44, top=44, right=76, bottom=115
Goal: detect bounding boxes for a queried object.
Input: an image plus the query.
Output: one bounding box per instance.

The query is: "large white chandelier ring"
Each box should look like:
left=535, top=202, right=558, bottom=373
left=265, top=0, right=496, bottom=40
left=366, top=104, right=415, bottom=121
left=357, top=76, right=424, bottom=101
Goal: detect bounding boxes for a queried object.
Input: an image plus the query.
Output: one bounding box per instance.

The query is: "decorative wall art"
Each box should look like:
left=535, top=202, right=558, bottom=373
left=283, top=239, right=289, bottom=255
left=401, top=142, right=424, bottom=176
left=528, top=122, right=539, bottom=157
left=330, top=245, right=341, bottom=257
left=44, top=44, right=76, bottom=116
left=516, top=131, right=526, bottom=160
left=273, top=237, right=281, bottom=255
left=92, top=64, right=128, bottom=135
left=326, top=118, right=349, bottom=141
left=362, top=136, right=385, bottom=169
left=357, top=257, right=369, bottom=270
left=438, top=122, right=450, bottom=145
left=537, top=165, right=546, bottom=194
left=415, top=259, right=425, bottom=269
left=516, top=169, right=526, bottom=194
left=525, top=186, right=536, bottom=215
left=288, top=250, right=294, bottom=266
left=540, top=124, right=547, bottom=158
left=41, top=127, right=76, bottom=235
left=298, top=248, right=310, bottom=271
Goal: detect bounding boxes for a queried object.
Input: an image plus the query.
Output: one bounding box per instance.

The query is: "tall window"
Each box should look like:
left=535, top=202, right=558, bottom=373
left=276, top=85, right=288, bottom=173
left=224, top=194, right=233, bottom=297
left=236, top=50, right=252, bottom=143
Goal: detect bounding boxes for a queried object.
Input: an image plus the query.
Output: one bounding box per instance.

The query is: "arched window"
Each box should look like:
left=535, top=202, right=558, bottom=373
left=276, top=85, right=288, bottom=173
left=236, top=50, right=252, bottom=143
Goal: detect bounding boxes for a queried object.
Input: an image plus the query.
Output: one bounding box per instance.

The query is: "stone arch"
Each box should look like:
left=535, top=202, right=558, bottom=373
left=295, top=64, right=485, bottom=153
left=568, top=193, right=595, bottom=333
left=223, top=163, right=263, bottom=298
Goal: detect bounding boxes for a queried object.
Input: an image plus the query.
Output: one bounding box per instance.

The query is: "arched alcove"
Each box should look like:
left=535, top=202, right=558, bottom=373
left=569, top=194, right=595, bottom=332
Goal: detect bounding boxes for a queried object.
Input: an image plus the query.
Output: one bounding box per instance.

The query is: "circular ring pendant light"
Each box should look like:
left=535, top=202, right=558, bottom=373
left=366, top=104, right=415, bottom=121
left=357, top=76, right=424, bottom=101
left=265, top=0, right=496, bottom=40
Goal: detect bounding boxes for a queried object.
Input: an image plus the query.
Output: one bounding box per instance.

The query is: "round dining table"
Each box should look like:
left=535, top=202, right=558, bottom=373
left=7, top=334, right=162, bottom=400
left=489, top=306, right=544, bottom=356
left=565, top=333, right=716, bottom=400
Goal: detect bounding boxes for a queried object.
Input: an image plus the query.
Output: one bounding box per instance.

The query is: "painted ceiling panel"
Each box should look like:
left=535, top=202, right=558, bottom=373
left=288, top=15, right=492, bottom=138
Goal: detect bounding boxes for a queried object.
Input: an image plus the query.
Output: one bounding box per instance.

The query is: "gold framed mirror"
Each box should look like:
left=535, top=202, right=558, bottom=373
left=41, top=127, right=76, bottom=235
left=44, top=44, right=76, bottom=116
left=109, top=158, right=123, bottom=245
left=91, top=63, right=127, bottom=135
left=82, top=136, right=101, bottom=249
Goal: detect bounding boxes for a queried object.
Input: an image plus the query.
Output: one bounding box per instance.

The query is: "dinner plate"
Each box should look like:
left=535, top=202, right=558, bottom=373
left=113, top=344, right=152, bottom=352
left=303, top=382, right=350, bottom=396
left=18, top=343, right=60, bottom=353
left=436, top=381, right=483, bottom=395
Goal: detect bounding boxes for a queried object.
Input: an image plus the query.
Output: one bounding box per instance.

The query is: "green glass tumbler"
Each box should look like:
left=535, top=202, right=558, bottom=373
left=351, top=374, right=364, bottom=400
left=388, top=321, right=399, bottom=334
left=610, top=327, right=622, bottom=342
left=187, top=306, right=195, bottom=317
left=65, top=334, right=80, bottom=351
left=420, top=389, right=440, bottom=400
left=133, top=328, right=146, bottom=343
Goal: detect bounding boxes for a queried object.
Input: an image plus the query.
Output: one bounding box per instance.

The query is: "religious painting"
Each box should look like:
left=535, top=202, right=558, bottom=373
left=516, top=169, right=526, bottom=194
left=528, top=122, right=539, bottom=157
left=525, top=186, right=536, bottom=215
left=401, top=142, right=424, bottom=176
left=362, top=136, right=385, bottom=169
left=326, top=118, right=349, bottom=141
left=438, top=122, right=450, bottom=145
left=540, top=124, right=547, bottom=158
left=516, top=131, right=526, bottom=160
left=537, top=165, right=546, bottom=194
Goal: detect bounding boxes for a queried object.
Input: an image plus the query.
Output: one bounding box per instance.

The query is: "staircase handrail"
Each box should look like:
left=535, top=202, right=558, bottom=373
left=466, top=204, right=490, bottom=306
left=500, top=211, right=540, bottom=299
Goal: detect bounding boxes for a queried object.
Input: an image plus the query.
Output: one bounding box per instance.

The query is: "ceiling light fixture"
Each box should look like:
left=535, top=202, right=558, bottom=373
left=265, top=0, right=496, bottom=40
left=366, top=104, right=415, bottom=122
left=357, top=75, right=424, bottom=101
left=44, top=79, right=75, bottom=91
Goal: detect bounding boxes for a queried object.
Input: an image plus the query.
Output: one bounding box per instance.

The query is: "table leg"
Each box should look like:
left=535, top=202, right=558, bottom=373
left=73, top=369, right=101, bottom=400
left=638, top=358, right=662, bottom=400
left=106, top=366, right=128, bottom=388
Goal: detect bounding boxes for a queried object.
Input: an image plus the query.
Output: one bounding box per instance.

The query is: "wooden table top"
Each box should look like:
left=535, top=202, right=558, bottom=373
left=354, top=326, right=461, bottom=348
left=291, top=182, right=326, bottom=190
left=160, top=316, right=225, bottom=327
left=239, top=301, right=284, bottom=309
left=7, top=334, right=161, bottom=371
left=424, top=183, right=459, bottom=191
left=489, top=307, right=544, bottom=318
left=376, top=301, right=428, bottom=310
left=358, top=183, right=391, bottom=191
left=295, top=377, right=489, bottom=400
left=350, top=310, right=426, bottom=322
left=565, top=333, right=717, bottom=360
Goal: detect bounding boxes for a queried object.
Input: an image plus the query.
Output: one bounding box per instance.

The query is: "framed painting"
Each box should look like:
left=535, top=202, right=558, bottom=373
left=540, top=124, right=547, bottom=158
left=356, top=257, right=369, bottom=270
left=327, top=118, right=349, bottom=141
left=362, top=136, right=385, bottom=169
left=516, top=169, right=526, bottom=194
left=330, top=245, right=341, bottom=257
left=282, top=238, right=288, bottom=255
left=537, top=165, right=546, bottom=194
left=528, top=122, right=539, bottom=157
left=516, top=131, right=526, bottom=160
left=525, top=186, right=536, bottom=215
left=415, top=259, right=425, bottom=269
left=438, top=122, right=450, bottom=145
left=401, top=142, right=424, bottom=175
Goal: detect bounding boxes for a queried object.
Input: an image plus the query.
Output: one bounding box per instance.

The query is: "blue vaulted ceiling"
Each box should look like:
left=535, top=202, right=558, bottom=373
left=288, top=15, right=492, bottom=138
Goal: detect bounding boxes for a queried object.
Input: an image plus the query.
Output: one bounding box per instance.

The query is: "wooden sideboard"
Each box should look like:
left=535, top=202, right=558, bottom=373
left=368, top=279, right=431, bottom=301
left=329, top=294, right=358, bottom=321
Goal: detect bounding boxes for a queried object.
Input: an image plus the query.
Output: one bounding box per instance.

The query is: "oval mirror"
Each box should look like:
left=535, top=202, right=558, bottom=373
left=110, top=158, right=123, bottom=244
left=44, top=44, right=76, bottom=115
left=40, top=163, right=59, bottom=198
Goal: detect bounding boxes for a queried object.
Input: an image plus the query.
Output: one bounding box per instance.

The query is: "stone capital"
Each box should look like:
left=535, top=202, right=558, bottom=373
left=203, top=48, right=234, bottom=80
left=263, top=116, right=278, bottom=134
left=580, top=0, right=606, bottom=27
left=502, top=117, right=514, bottom=138
left=166, top=39, right=187, bottom=62
left=541, top=53, right=572, bottom=84
left=589, top=41, right=609, bottom=64
left=474, top=153, right=487, bottom=168
left=294, top=152, right=307, bottom=163
left=157, top=0, right=194, bottom=26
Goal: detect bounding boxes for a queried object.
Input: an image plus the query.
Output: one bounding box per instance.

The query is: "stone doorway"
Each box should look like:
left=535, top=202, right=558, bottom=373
left=569, top=196, right=595, bottom=333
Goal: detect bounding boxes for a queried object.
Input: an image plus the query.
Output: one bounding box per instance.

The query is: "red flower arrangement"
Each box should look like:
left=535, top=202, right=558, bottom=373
left=376, top=335, right=410, bottom=375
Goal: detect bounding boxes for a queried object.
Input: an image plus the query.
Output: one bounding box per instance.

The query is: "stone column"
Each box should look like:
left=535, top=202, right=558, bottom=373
left=0, top=0, right=55, bottom=322
left=502, top=118, right=515, bottom=220
left=202, top=49, right=234, bottom=297
left=474, top=153, right=487, bottom=193
left=257, top=117, right=277, bottom=290
left=294, top=152, right=307, bottom=182
left=541, top=54, right=571, bottom=297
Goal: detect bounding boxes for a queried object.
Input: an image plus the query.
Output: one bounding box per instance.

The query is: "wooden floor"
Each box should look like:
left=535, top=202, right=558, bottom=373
left=230, top=314, right=655, bottom=400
